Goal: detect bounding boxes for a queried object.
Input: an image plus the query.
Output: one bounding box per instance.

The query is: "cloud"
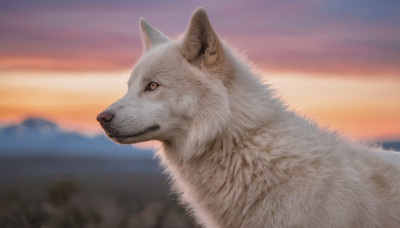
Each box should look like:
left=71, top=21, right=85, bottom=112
left=0, top=0, right=399, bottom=76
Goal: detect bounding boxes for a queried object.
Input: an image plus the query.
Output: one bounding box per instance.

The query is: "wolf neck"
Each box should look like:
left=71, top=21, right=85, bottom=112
left=164, top=49, right=288, bottom=164
left=159, top=45, right=299, bottom=166
left=158, top=49, right=332, bottom=226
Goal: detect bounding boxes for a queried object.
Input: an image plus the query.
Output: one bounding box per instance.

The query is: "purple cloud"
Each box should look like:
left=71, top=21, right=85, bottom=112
left=0, top=0, right=399, bottom=75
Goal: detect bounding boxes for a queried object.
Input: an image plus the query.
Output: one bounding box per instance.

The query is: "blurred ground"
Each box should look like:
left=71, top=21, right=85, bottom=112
left=0, top=156, right=197, bottom=228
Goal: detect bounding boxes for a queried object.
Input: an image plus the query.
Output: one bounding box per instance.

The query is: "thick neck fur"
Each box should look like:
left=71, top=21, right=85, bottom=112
left=158, top=45, right=303, bottom=226
left=161, top=45, right=288, bottom=163
left=157, top=45, right=400, bottom=227
left=159, top=45, right=330, bottom=227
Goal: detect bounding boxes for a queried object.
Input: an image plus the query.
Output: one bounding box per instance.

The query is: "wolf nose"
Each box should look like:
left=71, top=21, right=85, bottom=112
left=97, top=111, right=115, bottom=124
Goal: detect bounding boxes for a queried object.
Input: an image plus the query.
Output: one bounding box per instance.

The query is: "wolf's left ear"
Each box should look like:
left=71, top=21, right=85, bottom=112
left=140, top=18, right=169, bottom=52
left=180, top=8, right=223, bottom=67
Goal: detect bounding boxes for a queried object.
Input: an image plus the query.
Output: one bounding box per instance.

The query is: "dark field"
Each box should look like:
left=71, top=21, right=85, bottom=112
left=0, top=156, right=197, bottom=228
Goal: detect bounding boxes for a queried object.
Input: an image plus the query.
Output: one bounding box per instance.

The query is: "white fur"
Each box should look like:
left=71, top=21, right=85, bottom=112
left=99, top=8, right=400, bottom=228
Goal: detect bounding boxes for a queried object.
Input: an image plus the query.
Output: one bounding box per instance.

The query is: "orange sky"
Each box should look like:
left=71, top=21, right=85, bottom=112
left=1, top=70, right=399, bottom=141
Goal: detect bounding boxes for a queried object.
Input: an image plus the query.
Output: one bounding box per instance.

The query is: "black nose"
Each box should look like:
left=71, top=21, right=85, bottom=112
left=97, top=111, right=115, bottom=124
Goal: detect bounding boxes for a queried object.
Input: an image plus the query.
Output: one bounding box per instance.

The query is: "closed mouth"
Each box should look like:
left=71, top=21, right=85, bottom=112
left=108, top=125, right=160, bottom=139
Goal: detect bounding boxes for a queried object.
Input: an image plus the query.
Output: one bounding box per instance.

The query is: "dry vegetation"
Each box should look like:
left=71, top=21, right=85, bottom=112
left=0, top=179, right=196, bottom=228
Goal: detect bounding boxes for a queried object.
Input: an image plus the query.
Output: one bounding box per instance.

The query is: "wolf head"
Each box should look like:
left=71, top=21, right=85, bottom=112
left=97, top=8, right=278, bottom=161
left=97, top=8, right=232, bottom=159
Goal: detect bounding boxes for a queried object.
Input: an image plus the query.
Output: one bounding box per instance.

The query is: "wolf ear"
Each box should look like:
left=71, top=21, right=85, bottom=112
left=140, top=18, right=169, bottom=52
left=180, top=8, right=223, bottom=67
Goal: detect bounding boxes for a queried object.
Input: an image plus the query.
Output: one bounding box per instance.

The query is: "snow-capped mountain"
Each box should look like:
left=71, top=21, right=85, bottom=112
left=0, top=118, right=398, bottom=158
left=0, top=118, right=154, bottom=158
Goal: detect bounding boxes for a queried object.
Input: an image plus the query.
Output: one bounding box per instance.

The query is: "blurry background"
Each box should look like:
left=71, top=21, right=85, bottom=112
left=0, top=0, right=399, bottom=227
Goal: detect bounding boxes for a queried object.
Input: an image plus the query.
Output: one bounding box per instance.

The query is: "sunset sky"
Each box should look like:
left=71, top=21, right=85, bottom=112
left=1, top=0, right=399, bottom=141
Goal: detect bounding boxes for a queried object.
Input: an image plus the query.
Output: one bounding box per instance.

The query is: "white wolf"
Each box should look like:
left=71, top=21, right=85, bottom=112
left=97, top=8, right=400, bottom=228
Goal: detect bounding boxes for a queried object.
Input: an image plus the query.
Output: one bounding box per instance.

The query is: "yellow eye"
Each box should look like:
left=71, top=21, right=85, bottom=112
left=146, top=82, right=159, bottom=91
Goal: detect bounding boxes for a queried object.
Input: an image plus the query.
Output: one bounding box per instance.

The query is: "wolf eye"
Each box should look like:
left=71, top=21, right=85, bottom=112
left=145, top=82, right=159, bottom=91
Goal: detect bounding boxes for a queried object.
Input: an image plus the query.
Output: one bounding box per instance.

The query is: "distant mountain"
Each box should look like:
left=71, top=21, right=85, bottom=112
left=381, top=140, right=400, bottom=151
left=1, top=118, right=59, bottom=137
left=0, top=118, right=398, bottom=159
left=0, top=118, right=154, bottom=159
